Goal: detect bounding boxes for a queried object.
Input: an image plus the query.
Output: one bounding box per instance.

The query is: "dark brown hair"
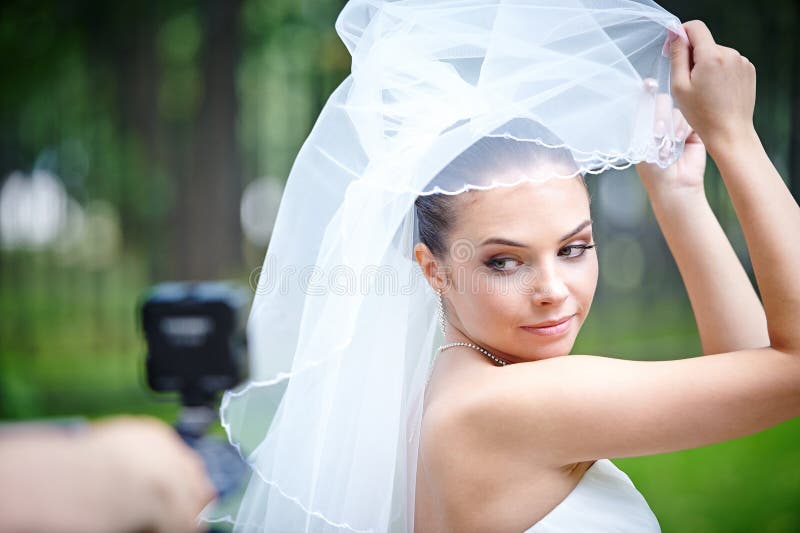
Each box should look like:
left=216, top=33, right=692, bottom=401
left=414, top=135, right=587, bottom=259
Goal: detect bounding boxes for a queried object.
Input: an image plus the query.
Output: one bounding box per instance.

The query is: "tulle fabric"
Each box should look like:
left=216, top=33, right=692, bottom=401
left=199, top=1, right=685, bottom=531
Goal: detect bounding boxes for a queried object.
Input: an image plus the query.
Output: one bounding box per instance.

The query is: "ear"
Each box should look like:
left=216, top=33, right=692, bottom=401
left=414, top=242, right=448, bottom=291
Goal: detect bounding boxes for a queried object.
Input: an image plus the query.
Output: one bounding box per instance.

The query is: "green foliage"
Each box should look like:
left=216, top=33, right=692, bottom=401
left=1, top=0, right=798, bottom=530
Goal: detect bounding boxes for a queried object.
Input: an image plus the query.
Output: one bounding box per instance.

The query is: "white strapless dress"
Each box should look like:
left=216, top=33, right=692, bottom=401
left=523, top=459, right=661, bottom=532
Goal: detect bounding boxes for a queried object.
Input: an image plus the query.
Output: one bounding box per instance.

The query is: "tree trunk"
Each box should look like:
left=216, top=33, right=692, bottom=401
left=174, top=0, right=243, bottom=280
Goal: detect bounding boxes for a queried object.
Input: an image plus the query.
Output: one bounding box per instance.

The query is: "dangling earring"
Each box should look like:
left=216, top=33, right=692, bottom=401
left=437, top=288, right=447, bottom=335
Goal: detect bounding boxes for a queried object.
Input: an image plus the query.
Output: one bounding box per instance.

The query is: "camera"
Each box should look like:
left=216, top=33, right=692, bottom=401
left=140, top=281, right=251, bottom=501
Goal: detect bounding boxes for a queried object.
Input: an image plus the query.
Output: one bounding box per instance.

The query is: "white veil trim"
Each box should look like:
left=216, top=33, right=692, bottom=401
left=199, top=1, right=687, bottom=531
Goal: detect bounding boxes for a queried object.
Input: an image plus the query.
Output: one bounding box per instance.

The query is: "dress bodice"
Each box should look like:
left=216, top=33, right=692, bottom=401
left=523, top=459, right=661, bottom=532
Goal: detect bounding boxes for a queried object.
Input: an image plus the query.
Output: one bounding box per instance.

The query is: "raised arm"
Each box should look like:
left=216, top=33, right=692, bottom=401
left=636, top=127, right=769, bottom=354
left=439, top=21, right=800, bottom=471
left=675, top=24, right=800, bottom=354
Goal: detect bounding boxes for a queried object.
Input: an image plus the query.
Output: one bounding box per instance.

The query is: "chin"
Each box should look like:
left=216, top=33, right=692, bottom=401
left=519, top=333, right=577, bottom=360
left=535, top=345, right=574, bottom=360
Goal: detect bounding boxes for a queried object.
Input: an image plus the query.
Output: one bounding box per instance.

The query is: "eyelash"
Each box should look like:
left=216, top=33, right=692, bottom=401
left=484, top=243, right=596, bottom=272
left=559, top=243, right=596, bottom=258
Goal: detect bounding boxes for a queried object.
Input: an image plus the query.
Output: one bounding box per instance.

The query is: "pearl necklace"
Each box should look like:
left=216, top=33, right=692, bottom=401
left=426, top=341, right=509, bottom=387
left=439, top=342, right=509, bottom=366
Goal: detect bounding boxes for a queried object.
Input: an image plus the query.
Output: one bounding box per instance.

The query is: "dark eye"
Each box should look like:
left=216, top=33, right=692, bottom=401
left=486, top=257, right=522, bottom=272
left=558, top=244, right=596, bottom=258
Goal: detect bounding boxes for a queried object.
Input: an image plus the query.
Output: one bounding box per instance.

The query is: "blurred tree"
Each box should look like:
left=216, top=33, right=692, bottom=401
left=0, top=0, right=245, bottom=280
left=0, top=2, right=799, bottom=529
left=172, top=0, right=244, bottom=279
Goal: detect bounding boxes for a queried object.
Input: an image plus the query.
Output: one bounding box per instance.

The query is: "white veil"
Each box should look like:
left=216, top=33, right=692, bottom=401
left=200, top=1, right=686, bottom=531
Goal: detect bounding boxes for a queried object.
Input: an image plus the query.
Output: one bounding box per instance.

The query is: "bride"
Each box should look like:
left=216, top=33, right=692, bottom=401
left=201, top=2, right=800, bottom=532
left=412, top=19, right=795, bottom=532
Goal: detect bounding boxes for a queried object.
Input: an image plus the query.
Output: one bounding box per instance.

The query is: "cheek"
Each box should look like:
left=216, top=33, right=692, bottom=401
left=458, top=270, right=522, bottom=326
left=570, top=256, right=599, bottom=309
left=475, top=273, right=529, bottom=323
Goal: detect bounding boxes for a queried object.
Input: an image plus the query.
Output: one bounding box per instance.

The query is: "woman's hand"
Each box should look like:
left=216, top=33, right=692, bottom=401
left=636, top=94, right=708, bottom=200
left=669, top=20, right=757, bottom=156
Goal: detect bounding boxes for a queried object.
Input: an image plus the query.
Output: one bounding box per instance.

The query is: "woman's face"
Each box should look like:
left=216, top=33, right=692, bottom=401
left=425, top=174, right=597, bottom=363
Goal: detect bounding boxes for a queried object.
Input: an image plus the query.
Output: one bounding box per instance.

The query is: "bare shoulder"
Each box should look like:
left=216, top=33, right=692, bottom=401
left=417, top=348, right=800, bottom=530
left=470, top=349, right=800, bottom=467
left=418, top=371, right=588, bottom=532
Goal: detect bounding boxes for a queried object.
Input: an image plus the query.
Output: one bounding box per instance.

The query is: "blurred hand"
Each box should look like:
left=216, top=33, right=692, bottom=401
left=669, top=20, right=757, bottom=153
left=0, top=415, right=216, bottom=533
left=86, top=416, right=217, bottom=533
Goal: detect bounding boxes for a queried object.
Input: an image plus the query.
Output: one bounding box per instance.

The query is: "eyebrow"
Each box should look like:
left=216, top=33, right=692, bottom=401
left=479, top=219, right=592, bottom=248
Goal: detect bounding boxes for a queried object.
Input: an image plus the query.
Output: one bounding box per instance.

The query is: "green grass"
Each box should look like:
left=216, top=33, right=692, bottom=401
left=0, top=251, right=207, bottom=429
left=618, top=418, right=800, bottom=532
left=574, top=293, right=800, bottom=531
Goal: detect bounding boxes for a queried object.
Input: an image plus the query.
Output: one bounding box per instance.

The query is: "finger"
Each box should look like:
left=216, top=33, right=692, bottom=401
left=684, top=129, right=703, bottom=146
left=684, top=122, right=697, bottom=144
left=174, top=489, right=207, bottom=533
left=175, top=449, right=217, bottom=506
left=718, top=45, right=741, bottom=56
left=653, top=93, right=673, bottom=139
left=174, top=456, right=213, bottom=504
left=672, top=108, right=688, bottom=141
left=156, top=477, right=204, bottom=533
left=661, top=29, right=678, bottom=57
left=683, top=20, right=716, bottom=50
left=658, top=136, right=675, bottom=162
left=186, top=460, right=217, bottom=506
left=180, top=475, right=217, bottom=533
left=669, top=35, right=691, bottom=92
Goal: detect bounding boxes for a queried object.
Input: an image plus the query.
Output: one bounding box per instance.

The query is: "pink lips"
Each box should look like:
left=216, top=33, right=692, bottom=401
left=520, top=314, right=575, bottom=337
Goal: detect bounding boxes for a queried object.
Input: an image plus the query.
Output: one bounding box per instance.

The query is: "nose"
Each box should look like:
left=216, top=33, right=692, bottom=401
left=528, top=262, right=569, bottom=306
